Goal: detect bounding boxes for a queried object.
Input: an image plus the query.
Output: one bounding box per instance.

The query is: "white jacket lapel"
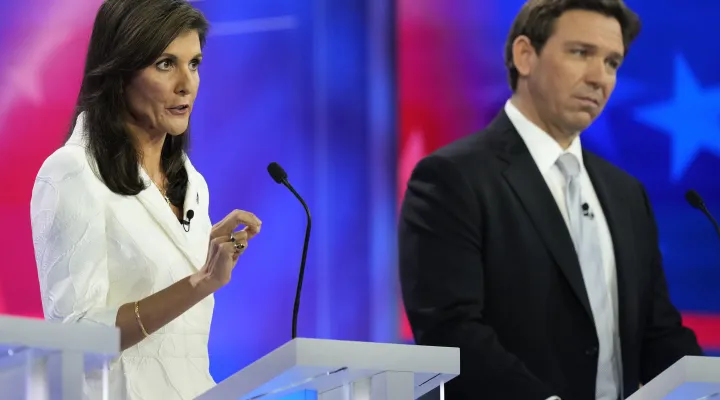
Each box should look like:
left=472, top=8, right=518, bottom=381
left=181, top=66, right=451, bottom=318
left=135, top=160, right=205, bottom=272
left=179, top=162, right=210, bottom=270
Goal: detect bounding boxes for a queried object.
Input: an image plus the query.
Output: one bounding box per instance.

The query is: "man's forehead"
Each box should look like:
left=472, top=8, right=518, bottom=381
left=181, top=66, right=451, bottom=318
left=551, top=10, right=624, bottom=51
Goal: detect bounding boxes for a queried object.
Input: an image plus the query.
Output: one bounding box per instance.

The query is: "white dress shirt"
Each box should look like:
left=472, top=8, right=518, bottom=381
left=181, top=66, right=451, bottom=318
left=504, top=100, right=621, bottom=400
left=30, top=112, right=216, bottom=399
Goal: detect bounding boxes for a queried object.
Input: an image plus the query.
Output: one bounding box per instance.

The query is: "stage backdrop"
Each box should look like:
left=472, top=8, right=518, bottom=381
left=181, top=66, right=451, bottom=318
left=2, top=0, right=719, bottom=386
left=0, top=0, right=397, bottom=382
left=397, top=0, right=720, bottom=355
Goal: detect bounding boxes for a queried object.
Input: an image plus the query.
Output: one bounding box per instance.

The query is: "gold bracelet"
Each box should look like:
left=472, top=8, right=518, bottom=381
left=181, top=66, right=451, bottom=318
left=134, top=301, right=150, bottom=337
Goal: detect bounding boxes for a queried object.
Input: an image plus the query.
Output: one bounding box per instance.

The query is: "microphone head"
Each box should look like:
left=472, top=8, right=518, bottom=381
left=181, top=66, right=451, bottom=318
left=186, top=209, right=195, bottom=220
left=267, top=162, right=288, bottom=184
left=685, top=189, right=705, bottom=210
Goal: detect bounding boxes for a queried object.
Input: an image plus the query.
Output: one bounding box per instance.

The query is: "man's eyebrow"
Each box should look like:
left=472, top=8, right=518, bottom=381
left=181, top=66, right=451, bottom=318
left=564, top=40, right=624, bottom=61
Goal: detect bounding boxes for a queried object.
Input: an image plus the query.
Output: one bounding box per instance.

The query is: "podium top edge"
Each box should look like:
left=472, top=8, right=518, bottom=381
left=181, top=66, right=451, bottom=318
left=0, top=315, right=119, bottom=355
left=289, top=337, right=459, bottom=351
left=283, top=337, right=460, bottom=373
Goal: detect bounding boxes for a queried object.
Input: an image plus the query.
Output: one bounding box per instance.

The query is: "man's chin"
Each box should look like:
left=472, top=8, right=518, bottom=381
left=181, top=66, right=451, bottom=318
left=567, top=111, right=597, bottom=132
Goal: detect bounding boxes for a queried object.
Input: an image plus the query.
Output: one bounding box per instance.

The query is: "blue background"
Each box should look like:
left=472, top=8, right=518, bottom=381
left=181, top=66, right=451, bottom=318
left=188, top=0, right=397, bottom=380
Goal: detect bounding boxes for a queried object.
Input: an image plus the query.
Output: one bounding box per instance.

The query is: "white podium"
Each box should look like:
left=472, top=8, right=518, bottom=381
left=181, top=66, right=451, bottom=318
left=0, top=314, right=119, bottom=400
left=627, top=356, right=720, bottom=400
left=197, top=338, right=459, bottom=400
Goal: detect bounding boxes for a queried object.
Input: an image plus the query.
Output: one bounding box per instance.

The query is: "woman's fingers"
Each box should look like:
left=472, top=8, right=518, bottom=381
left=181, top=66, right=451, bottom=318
left=212, top=210, right=261, bottom=238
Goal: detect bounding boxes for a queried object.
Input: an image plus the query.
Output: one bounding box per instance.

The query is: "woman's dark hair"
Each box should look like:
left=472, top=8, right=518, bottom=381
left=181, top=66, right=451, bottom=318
left=69, top=0, right=209, bottom=204
left=504, top=0, right=641, bottom=91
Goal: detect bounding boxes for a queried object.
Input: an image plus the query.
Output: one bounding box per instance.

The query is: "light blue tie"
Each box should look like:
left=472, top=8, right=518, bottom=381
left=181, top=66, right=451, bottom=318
left=556, top=153, right=620, bottom=400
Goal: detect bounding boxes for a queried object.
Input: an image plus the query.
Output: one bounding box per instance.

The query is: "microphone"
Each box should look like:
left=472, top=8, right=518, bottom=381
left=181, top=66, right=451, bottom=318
left=581, top=203, right=594, bottom=219
left=181, top=209, right=194, bottom=232
left=685, top=189, right=720, bottom=240
left=267, top=162, right=311, bottom=340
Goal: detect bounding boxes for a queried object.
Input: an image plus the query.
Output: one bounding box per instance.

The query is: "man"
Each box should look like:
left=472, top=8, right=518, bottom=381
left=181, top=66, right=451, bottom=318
left=398, top=1, right=703, bottom=399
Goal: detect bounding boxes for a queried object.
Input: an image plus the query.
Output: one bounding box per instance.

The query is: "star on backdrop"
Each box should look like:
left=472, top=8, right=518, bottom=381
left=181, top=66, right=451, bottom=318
left=635, top=54, right=720, bottom=182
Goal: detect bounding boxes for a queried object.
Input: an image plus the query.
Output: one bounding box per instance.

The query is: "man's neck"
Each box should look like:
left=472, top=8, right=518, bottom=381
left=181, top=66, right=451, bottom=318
left=510, top=93, right=576, bottom=150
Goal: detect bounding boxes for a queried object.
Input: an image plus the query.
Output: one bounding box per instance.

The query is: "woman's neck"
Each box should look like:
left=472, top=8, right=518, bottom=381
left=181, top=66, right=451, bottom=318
left=127, top=119, right=167, bottom=184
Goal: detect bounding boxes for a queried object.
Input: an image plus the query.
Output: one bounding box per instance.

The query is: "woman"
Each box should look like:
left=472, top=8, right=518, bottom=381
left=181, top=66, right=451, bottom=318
left=30, top=0, right=260, bottom=398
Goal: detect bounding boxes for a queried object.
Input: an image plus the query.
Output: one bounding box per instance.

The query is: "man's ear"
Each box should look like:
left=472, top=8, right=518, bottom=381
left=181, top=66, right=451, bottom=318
left=512, top=35, right=537, bottom=78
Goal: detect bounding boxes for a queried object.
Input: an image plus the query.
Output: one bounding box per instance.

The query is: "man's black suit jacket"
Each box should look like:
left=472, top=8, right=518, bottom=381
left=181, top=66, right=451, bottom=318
left=398, top=110, right=703, bottom=399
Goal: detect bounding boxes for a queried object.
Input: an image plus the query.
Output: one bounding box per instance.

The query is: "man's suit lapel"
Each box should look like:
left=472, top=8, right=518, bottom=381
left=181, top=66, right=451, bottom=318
left=584, top=153, right=637, bottom=376
left=489, top=112, right=594, bottom=321
left=135, top=165, right=205, bottom=271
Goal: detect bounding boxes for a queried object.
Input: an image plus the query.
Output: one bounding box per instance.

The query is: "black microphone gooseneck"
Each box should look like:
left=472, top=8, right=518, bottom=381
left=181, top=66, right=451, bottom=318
left=685, top=189, right=720, bottom=240
left=267, top=162, right=311, bottom=340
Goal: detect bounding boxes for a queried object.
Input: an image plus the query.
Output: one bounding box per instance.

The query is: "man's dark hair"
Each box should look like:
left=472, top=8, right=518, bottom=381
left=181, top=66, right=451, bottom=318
left=504, top=0, right=641, bottom=91
left=69, top=0, right=209, bottom=204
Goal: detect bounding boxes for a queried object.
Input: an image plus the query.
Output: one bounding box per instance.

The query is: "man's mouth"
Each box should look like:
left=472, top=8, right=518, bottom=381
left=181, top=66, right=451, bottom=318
left=575, top=96, right=600, bottom=107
